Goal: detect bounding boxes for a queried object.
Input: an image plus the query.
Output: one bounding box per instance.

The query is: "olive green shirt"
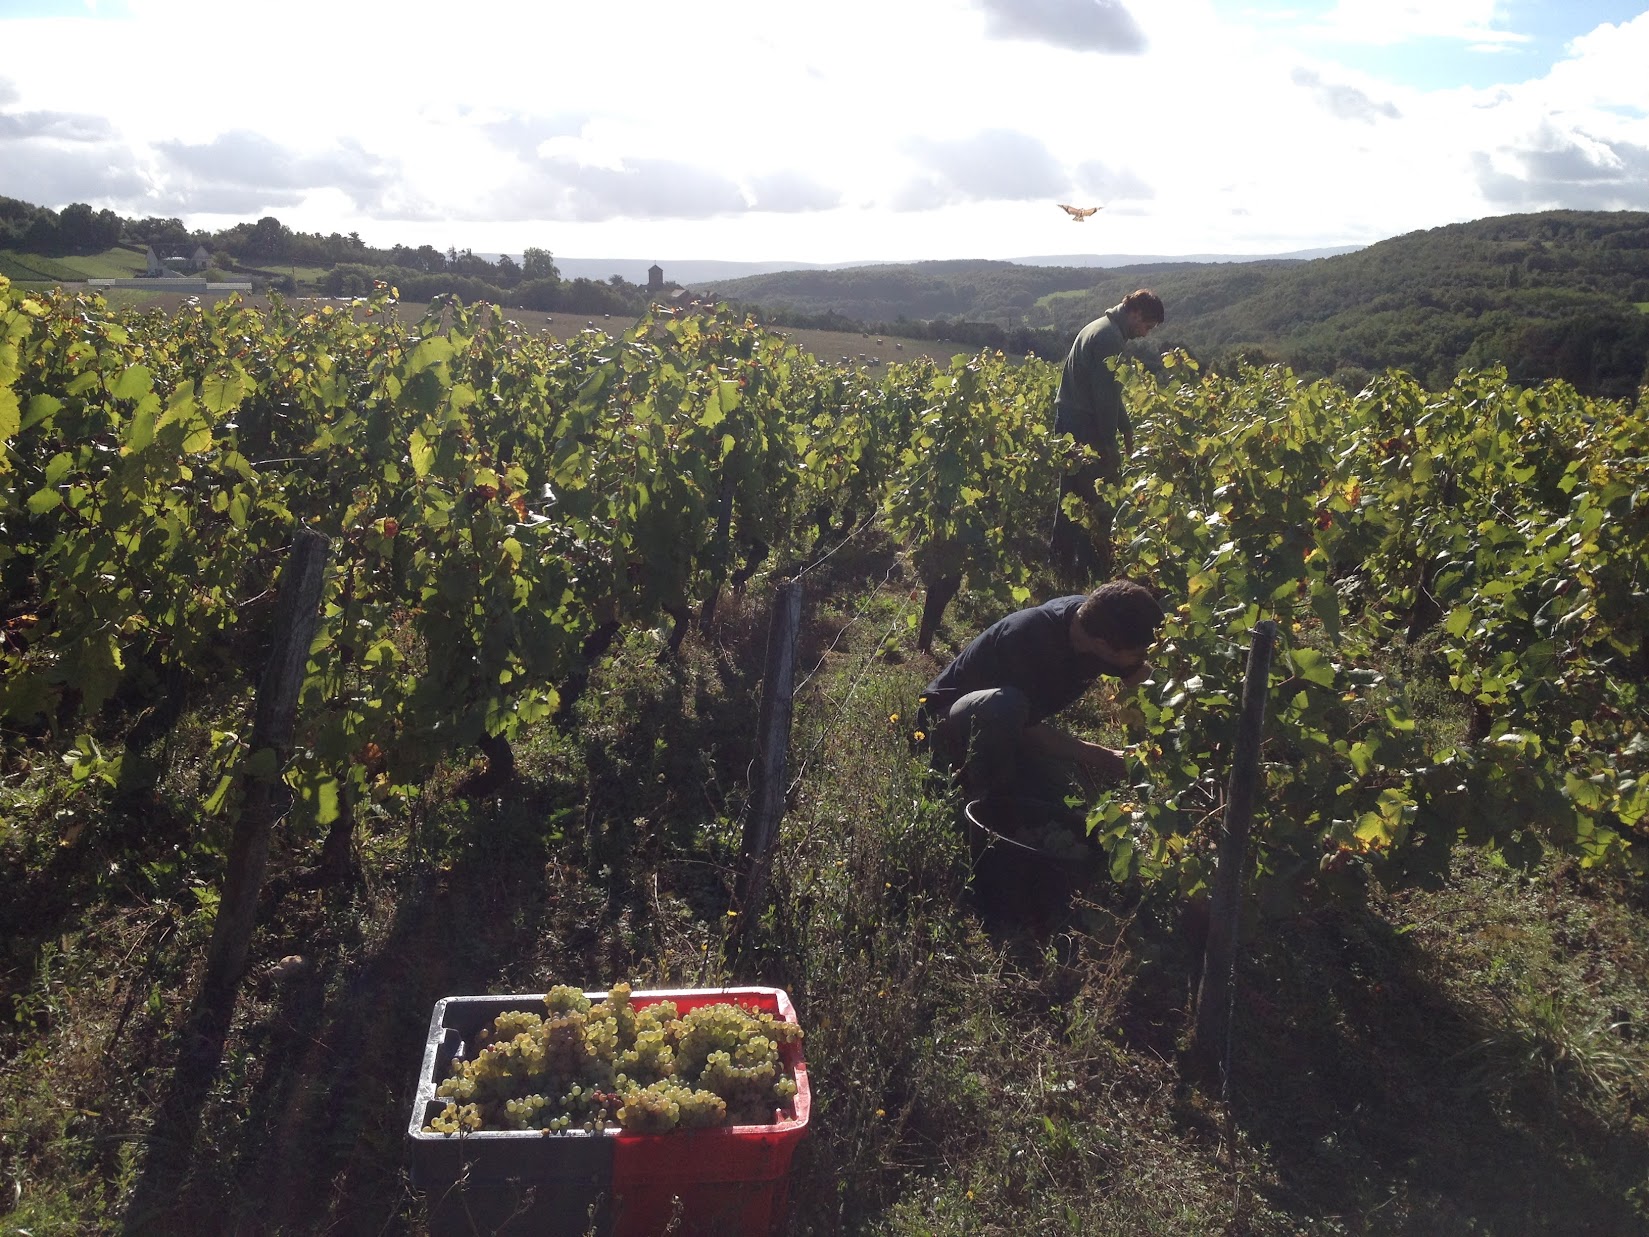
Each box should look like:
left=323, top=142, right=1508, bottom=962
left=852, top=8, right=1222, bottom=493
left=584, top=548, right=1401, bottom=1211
left=1053, top=305, right=1132, bottom=456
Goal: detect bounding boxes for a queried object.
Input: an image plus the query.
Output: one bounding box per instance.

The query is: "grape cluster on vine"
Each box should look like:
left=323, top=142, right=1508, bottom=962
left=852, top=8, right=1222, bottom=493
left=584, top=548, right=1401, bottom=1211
left=422, top=984, right=802, bottom=1135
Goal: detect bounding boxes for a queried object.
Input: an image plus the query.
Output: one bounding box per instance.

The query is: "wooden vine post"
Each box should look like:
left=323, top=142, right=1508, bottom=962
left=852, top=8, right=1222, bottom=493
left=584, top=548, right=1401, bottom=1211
left=1193, top=619, right=1276, bottom=1075
left=736, top=575, right=803, bottom=931
left=126, top=528, right=331, bottom=1230
left=200, top=527, right=329, bottom=1010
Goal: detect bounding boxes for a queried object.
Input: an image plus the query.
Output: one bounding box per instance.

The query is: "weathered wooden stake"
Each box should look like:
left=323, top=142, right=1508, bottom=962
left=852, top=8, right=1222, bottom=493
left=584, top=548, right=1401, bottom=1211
left=124, top=528, right=329, bottom=1233
left=1193, top=619, right=1276, bottom=1074
left=200, top=527, right=329, bottom=1007
left=736, top=576, right=803, bottom=927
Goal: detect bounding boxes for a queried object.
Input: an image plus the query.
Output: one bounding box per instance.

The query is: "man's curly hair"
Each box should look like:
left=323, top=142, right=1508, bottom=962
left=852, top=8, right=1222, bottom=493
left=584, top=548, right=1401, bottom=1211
left=1076, top=580, right=1165, bottom=648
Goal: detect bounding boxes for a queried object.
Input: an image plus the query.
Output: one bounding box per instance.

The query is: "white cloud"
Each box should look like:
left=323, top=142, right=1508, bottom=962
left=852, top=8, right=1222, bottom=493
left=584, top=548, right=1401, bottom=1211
left=746, top=171, right=843, bottom=214
left=1, top=1, right=1646, bottom=261
left=894, top=130, right=1069, bottom=211
left=1291, top=68, right=1403, bottom=121
left=973, top=0, right=1148, bottom=54
left=1543, top=11, right=1649, bottom=112
left=1072, top=160, right=1154, bottom=202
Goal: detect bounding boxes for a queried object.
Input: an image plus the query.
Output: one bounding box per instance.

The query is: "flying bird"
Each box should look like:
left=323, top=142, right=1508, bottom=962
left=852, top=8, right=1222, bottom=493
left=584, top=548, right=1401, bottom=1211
left=1058, top=203, right=1101, bottom=221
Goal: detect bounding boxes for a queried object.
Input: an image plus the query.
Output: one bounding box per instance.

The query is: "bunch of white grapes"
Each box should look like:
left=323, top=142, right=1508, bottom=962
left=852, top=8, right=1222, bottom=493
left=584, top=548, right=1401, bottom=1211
left=1017, top=818, right=1094, bottom=862
left=423, top=983, right=802, bottom=1135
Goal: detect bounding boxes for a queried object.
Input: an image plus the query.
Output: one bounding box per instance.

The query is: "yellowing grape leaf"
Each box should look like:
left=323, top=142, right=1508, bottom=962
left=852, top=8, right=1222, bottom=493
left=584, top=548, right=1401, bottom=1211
left=409, top=428, right=433, bottom=478
left=0, top=387, right=18, bottom=471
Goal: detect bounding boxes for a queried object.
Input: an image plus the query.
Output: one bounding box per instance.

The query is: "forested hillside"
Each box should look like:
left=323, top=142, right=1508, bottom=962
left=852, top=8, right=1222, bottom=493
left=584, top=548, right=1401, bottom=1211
left=703, top=210, right=1649, bottom=397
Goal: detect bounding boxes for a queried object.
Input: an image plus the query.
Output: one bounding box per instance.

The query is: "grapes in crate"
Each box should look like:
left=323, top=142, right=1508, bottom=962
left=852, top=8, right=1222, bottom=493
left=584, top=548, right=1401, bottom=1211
left=423, top=983, right=802, bottom=1135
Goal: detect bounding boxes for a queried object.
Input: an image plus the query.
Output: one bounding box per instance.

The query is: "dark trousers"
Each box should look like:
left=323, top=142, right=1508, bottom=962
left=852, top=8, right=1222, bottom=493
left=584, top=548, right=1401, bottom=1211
left=934, top=687, right=1076, bottom=806
left=1049, top=454, right=1118, bottom=584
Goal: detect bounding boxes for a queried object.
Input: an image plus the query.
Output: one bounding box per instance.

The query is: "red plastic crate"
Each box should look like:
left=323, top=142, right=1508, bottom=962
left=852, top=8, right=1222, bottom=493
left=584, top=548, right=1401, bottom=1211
left=610, top=988, right=811, bottom=1237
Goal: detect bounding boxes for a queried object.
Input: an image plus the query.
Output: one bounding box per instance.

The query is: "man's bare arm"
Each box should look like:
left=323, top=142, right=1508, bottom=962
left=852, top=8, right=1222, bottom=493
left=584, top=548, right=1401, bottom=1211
left=1023, top=724, right=1127, bottom=781
left=1118, top=660, right=1152, bottom=690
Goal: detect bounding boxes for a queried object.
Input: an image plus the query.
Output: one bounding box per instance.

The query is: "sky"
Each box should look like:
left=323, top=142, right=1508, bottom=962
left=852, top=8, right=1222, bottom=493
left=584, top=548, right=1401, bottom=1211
left=1, top=0, right=1647, bottom=267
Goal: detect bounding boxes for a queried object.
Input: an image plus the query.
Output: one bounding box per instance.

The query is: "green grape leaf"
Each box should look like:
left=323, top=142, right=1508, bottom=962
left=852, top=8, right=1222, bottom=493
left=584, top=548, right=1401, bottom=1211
left=26, top=487, right=62, bottom=514
left=1109, top=835, right=1136, bottom=883
left=243, top=747, right=280, bottom=781
left=110, top=365, right=153, bottom=402
left=1311, top=587, right=1341, bottom=641
left=201, top=370, right=248, bottom=415
left=410, top=427, right=433, bottom=478
left=0, top=388, right=20, bottom=462
left=1290, top=647, right=1336, bottom=687
left=1354, top=810, right=1393, bottom=848
left=126, top=401, right=158, bottom=454
left=73, top=633, right=125, bottom=717
left=181, top=422, right=214, bottom=454
left=714, top=378, right=742, bottom=415
left=204, top=773, right=236, bottom=816
left=404, top=335, right=455, bottom=376
left=297, top=772, right=341, bottom=826
left=20, top=393, right=61, bottom=432
left=1384, top=707, right=1417, bottom=733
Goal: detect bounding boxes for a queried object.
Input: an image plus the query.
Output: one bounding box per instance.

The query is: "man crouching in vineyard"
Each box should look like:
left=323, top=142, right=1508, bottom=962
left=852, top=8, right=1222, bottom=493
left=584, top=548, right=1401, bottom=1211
left=915, top=580, right=1164, bottom=807
left=1049, top=289, right=1165, bottom=583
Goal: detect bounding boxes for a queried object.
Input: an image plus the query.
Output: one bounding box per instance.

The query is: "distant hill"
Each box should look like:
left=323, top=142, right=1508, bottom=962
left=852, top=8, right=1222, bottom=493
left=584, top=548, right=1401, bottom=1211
left=538, top=258, right=859, bottom=285
left=698, top=212, right=1649, bottom=398
left=1006, top=246, right=1363, bottom=267
left=526, top=249, right=1361, bottom=287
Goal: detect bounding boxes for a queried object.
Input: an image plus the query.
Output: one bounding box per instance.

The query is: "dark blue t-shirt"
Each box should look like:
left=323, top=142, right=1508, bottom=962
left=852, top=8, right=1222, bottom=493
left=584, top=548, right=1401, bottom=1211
left=921, top=595, right=1125, bottom=725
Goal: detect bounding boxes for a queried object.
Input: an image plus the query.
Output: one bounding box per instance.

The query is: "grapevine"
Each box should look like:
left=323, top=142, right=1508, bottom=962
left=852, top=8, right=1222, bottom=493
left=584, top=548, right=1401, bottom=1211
left=2, top=274, right=1644, bottom=918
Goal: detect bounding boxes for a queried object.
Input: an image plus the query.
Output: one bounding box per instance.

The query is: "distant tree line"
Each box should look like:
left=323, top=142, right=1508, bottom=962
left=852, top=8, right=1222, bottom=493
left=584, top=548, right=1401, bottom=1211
left=317, top=263, right=647, bottom=315
left=207, top=215, right=651, bottom=310
left=728, top=300, right=1069, bottom=360
left=1, top=198, right=124, bottom=254
left=1, top=196, right=655, bottom=314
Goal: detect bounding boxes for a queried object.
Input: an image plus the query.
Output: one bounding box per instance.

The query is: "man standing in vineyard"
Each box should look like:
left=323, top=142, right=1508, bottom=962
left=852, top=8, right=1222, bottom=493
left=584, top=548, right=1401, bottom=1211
left=1049, top=289, right=1165, bottom=581
left=916, top=580, right=1163, bottom=804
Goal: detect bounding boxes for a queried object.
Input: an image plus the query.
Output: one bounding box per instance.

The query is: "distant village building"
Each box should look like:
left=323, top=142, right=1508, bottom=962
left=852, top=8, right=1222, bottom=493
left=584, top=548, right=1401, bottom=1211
left=144, top=244, right=211, bottom=276
left=667, top=287, right=719, bottom=316
left=647, top=263, right=663, bottom=292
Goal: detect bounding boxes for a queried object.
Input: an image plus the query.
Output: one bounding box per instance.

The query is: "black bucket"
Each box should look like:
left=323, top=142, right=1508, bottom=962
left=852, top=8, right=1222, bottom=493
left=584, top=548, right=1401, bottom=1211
left=962, top=797, right=1102, bottom=919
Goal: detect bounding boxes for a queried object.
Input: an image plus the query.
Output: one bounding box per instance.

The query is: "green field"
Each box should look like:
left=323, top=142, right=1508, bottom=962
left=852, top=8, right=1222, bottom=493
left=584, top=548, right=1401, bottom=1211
left=235, top=263, right=329, bottom=284
left=0, top=247, right=153, bottom=282
left=56, top=248, right=149, bottom=279
left=0, top=250, right=81, bottom=281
